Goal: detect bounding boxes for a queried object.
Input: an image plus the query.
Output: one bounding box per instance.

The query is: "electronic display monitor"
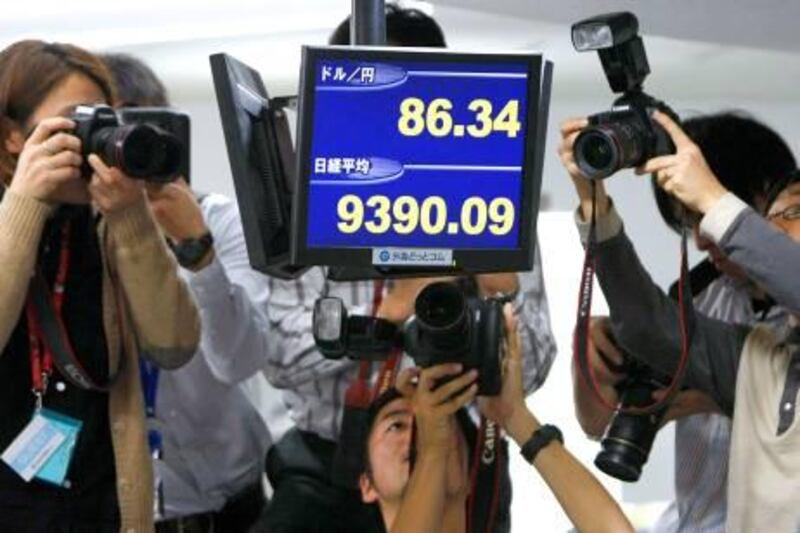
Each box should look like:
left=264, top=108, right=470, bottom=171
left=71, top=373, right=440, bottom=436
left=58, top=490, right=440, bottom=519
left=210, top=53, right=305, bottom=279
left=292, top=46, right=552, bottom=274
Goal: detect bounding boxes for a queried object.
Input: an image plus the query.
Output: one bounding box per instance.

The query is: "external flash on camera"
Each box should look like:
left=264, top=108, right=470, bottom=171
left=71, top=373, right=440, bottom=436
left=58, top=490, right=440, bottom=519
left=571, top=12, right=639, bottom=51
left=313, top=297, right=348, bottom=358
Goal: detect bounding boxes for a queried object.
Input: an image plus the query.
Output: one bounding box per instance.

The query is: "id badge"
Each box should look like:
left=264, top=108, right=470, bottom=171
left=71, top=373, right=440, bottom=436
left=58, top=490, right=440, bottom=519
left=1, top=411, right=66, bottom=482
left=35, top=409, right=82, bottom=487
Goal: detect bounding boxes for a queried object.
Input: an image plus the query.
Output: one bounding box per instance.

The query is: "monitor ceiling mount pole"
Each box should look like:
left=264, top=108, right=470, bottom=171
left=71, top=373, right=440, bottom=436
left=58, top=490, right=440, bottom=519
left=351, top=0, right=386, bottom=46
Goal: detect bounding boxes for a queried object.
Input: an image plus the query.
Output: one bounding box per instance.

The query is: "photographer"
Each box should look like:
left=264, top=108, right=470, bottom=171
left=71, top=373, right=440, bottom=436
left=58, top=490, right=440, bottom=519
left=0, top=41, right=200, bottom=532
left=569, top=113, right=796, bottom=531
left=561, top=110, right=800, bottom=531
left=102, top=53, right=280, bottom=533
left=360, top=308, right=632, bottom=532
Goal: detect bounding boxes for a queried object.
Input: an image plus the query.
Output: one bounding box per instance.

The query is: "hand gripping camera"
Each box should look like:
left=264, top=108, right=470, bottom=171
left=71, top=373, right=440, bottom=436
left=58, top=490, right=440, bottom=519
left=571, top=12, right=678, bottom=180
left=594, top=357, right=670, bottom=482
left=313, top=281, right=505, bottom=395
left=71, top=104, right=188, bottom=183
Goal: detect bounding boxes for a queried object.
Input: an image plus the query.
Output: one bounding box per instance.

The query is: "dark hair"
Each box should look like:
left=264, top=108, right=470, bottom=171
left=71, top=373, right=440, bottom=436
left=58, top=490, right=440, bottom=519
left=764, top=168, right=800, bottom=213
left=329, top=3, right=446, bottom=47
left=653, top=111, right=797, bottom=233
left=100, top=52, right=170, bottom=107
left=0, top=40, right=116, bottom=184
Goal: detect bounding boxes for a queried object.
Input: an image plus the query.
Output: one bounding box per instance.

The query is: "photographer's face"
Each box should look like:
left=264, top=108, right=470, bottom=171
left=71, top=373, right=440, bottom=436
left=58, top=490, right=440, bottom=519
left=360, top=397, right=413, bottom=505
left=767, top=183, right=800, bottom=240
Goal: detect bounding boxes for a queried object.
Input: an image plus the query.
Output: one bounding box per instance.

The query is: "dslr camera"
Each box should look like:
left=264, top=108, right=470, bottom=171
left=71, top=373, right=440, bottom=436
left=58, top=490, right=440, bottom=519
left=594, top=357, right=670, bottom=482
left=71, top=104, right=189, bottom=183
left=571, top=12, right=678, bottom=180
left=313, top=281, right=505, bottom=395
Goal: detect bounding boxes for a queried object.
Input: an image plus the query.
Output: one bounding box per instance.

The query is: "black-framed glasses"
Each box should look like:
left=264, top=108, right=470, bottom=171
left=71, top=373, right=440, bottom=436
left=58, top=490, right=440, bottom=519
left=767, top=204, right=800, bottom=221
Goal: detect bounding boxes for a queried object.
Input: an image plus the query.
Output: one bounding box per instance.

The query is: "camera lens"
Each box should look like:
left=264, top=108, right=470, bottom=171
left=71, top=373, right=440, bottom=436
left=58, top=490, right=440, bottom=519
left=594, top=380, right=666, bottom=482
left=90, top=124, right=181, bottom=181
left=414, top=282, right=469, bottom=352
left=574, top=119, right=646, bottom=180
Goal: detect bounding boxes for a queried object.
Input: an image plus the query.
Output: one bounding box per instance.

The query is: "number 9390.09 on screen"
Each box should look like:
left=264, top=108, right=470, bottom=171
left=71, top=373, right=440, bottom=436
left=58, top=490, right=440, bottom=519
left=336, top=195, right=515, bottom=237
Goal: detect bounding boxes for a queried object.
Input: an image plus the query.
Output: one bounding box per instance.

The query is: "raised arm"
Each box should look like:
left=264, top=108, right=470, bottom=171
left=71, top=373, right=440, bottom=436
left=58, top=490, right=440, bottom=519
left=392, top=365, right=478, bottom=533
left=481, top=308, right=633, bottom=533
left=639, top=111, right=800, bottom=312
left=701, top=194, right=800, bottom=312
left=97, top=157, right=200, bottom=369
left=0, top=118, right=76, bottom=350
left=147, top=188, right=277, bottom=384
left=478, top=245, right=558, bottom=396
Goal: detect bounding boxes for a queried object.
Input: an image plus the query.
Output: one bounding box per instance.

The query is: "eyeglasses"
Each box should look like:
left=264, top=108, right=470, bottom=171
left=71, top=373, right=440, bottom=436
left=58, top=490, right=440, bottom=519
left=767, top=204, right=800, bottom=221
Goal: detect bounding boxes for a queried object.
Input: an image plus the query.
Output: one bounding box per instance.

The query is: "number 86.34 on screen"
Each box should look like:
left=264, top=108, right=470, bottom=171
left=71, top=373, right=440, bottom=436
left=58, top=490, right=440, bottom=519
left=336, top=195, right=515, bottom=237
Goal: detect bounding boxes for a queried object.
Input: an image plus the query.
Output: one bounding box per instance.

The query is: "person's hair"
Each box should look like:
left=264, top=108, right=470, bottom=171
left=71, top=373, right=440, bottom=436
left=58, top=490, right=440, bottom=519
left=0, top=40, right=116, bottom=184
left=765, top=168, right=800, bottom=213
left=329, top=3, right=446, bottom=47
left=100, top=52, right=170, bottom=107
left=653, top=111, right=797, bottom=233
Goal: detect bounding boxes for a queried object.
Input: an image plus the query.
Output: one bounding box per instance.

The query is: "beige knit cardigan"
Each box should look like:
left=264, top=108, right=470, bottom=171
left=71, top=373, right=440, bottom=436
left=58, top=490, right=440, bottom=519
left=0, top=189, right=200, bottom=533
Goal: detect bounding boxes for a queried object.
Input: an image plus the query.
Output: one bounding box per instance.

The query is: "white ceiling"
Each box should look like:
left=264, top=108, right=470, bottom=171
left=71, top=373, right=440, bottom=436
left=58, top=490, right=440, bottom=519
left=1, top=0, right=798, bottom=101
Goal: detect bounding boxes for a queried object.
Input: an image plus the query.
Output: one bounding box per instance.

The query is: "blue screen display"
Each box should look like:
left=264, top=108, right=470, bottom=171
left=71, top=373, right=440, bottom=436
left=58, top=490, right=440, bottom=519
left=305, top=56, right=530, bottom=251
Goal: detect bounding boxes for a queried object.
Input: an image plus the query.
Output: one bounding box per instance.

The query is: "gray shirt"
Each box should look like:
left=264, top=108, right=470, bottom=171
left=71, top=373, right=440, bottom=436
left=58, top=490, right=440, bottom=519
left=576, top=192, right=800, bottom=531
left=151, top=194, right=278, bottom=518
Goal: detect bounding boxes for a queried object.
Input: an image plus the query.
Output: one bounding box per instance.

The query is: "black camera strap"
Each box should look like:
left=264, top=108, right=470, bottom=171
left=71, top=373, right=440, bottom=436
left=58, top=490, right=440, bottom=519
left=466, top=416, right=505, bottom=533
left=26, top=222, right=120, bottom=392
left=573, top=183, right=696, bottom=414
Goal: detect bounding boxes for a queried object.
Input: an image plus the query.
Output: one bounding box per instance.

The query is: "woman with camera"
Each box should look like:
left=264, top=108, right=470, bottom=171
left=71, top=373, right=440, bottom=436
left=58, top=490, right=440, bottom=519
left=0, top=40, right=200, bottom=532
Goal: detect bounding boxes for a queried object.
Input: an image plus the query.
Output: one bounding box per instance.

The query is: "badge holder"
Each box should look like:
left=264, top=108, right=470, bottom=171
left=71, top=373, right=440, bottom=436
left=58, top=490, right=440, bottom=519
left=2, top=404, right=82, bottom=487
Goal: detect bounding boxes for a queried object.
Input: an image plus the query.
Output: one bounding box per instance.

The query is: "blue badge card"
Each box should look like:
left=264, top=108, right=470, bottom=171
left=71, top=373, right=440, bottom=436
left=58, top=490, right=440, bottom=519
left=35, top=409, right=82, bottom=486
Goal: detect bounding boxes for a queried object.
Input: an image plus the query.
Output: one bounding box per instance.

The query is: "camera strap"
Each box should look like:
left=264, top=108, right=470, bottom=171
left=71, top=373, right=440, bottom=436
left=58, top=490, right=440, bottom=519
left=26, top=222, right=119, bottom=393
left=466, top=416, right=505, bottom=533
left=573, top=183, right=696, bottom=414
left=333, top=280, right=402, bottom=489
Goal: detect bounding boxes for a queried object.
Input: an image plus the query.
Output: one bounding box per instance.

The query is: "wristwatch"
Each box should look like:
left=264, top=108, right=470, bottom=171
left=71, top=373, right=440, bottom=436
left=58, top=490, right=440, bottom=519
left=170, top=231, right=214, bottom=269
left=520, top=424, right=563, bottom=464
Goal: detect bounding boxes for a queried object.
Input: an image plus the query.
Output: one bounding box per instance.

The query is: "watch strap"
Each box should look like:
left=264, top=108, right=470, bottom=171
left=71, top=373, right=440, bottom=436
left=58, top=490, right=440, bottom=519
left=520, top=424, right=563, bottom=464
left=170, top=231, right=214, bottom=269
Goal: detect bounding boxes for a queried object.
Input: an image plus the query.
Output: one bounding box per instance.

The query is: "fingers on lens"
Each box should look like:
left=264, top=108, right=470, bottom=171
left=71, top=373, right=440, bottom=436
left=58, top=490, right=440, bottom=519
left=432, top=369, right=478, bottom=404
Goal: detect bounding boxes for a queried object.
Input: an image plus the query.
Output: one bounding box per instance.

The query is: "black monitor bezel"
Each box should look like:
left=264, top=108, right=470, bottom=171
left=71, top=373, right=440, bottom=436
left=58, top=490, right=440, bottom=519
left=291, top=46, right=551, bottom=274
left=210, top=52, right=307, bottom=279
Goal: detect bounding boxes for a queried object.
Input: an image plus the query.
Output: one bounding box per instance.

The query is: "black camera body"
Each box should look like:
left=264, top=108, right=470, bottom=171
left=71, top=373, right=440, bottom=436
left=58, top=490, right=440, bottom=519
left=594, top=359, right=669, bottom=482
left=571, top=12, right=678, bottom=180
left=313, top=282, right=504, bottom=395
left=577, top=91, right=675, bottom=180
left=71, top=104, right=187, bottom=183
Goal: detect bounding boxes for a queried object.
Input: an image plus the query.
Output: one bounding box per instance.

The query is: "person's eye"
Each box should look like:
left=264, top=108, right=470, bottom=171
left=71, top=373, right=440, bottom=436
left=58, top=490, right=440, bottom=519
left=387, top=420, right=406, bottom=433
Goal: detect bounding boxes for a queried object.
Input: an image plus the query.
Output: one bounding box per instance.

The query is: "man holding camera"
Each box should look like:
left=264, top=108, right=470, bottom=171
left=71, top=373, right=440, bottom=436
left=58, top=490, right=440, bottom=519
left=569, top=112, right=796, bottom=531
left=103, top=53, right=287, bottom=533
left=561, top=109, right=800, bottom=531
left=359, top=308, right=632, bottom=532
